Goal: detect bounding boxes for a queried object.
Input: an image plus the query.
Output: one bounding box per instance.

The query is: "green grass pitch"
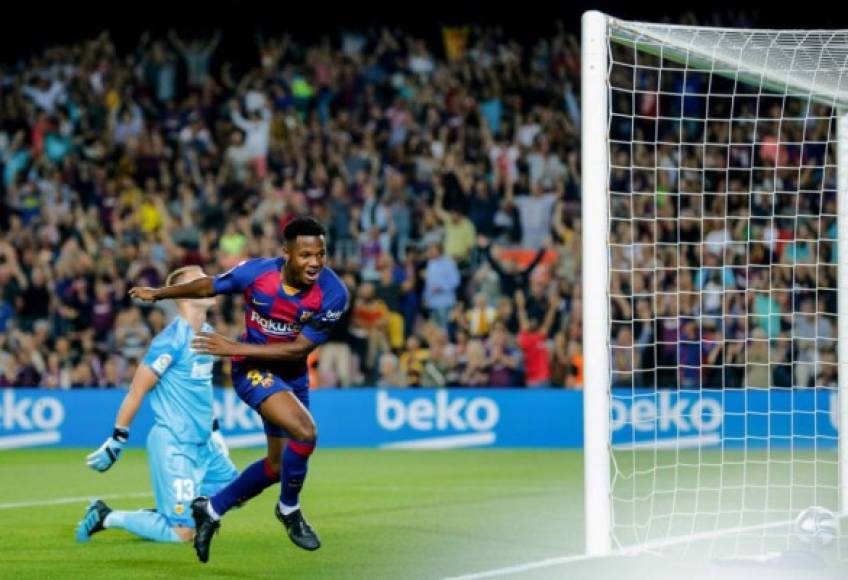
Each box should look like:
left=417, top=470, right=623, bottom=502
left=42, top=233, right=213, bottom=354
left=0, top=449, right=580, bottom=580
left=2, top=449, right=846, bottom=580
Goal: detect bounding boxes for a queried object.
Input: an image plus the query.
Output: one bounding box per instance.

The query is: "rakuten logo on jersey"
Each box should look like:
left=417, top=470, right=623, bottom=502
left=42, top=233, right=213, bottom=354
left=250, top=310, right=301, bottom=336
left=0, top=391, right=64, bottom=449
left=376, top=391, right=499, bottom=449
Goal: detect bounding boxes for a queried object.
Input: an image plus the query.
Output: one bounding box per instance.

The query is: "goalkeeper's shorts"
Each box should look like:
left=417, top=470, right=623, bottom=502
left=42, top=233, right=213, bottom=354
left=147, top=424, right=239, bottom=527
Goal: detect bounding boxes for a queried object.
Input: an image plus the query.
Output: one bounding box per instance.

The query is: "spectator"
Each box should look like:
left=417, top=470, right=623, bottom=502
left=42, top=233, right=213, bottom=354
left=358, top=180, right=391, bottom=251
left=327, top=178, right=357, bottom=264
left=458, top=340, right=491, bottom=387
left=611, top=325, right=635, bottom=389
left=0, top=355, right=18, bottom=387
left=114, top=306, right=152, bottom=362
left=349, top=282, right=390, bottom=380
left=223, top=130, right=252, bottom=185
left=375, top=257, right=403, bottom=313
left=169, top=29, right=221, bottom=88
left=43, top=352, right=70, bottom=389
left=465, top=292, right=497, bottom=339
left=423, top=243, right=460, bottom=330
left=91, top=279, right=118, bottom=344
left=468, top=179, right=500, bottom=238
left=421, top=324, right=458, bottom=387
left=218, top=222, right=247, bottom=269
left=515, top=289, right=557, bottom=387
left=486, top=322, right=521, bottom=387
left=434, top=180, right=476, bottom=265
left=550, top=331, right=570, bottom=387
left=527, top=136, right=567, bottom=190
left=0, top=19, right=833, bottom=392
left=384, top=171, right=413, bottom=259
left=564, top=341, right=584, bottom=389
left=17, top=266, right=51, bottom=331
left=746, top=327, right=771, bottom=389
left=376, top=353, right=406, bottom=388
left=399, top=335, right=429, bottom=388
left=14, top=351, right=41, bottom=387
left=229, top=98, right=271, bottom=176
left=505, top=179, right=561, bottom=250
left=478, top=235, right=547, bottom=299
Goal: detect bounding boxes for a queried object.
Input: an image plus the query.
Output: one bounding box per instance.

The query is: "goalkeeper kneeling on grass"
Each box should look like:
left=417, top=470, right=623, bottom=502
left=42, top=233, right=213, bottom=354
left=75, top=266, right=239, bottom=543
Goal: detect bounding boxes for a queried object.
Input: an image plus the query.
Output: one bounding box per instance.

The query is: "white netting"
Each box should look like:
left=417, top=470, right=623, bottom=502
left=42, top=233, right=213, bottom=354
left=603, top=18, right=844, bottom=559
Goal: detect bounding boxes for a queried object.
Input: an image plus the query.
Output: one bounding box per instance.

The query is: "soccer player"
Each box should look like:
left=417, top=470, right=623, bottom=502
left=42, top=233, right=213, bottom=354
left=128, top=217, right=349, bottom=563
left=76, top=265, right=239, bottom=544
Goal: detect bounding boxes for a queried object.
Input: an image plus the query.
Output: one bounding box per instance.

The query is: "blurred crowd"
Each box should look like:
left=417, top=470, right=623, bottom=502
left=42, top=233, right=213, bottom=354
left=0, top=24, right=584, bottom=389
left=0, top=11, right=834, bottom=391
left=606, top=41, right=838, bottom=390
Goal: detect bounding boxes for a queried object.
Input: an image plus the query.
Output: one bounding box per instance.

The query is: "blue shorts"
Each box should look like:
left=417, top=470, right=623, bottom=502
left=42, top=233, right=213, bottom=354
left=147, top=424, right=239, bottom=527
left=232, top=364, right=310, bottom=439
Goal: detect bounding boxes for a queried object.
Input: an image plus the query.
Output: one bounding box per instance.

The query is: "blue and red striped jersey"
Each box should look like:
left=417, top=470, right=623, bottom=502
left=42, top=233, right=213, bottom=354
left=212, top=257, right=349, bottom=379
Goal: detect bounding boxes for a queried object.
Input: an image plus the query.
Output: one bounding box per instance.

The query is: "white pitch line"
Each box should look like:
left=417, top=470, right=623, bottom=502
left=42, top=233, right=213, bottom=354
left=382, top=432, right=497, bottom=450
left=223, top=433, right=268, bottom=449
left=441, top=553, right=603, bottom=580
left=441, top=517, right=799, bottom=580
left=618, top=518, right=794, bottom=556
left=0, top=430, right=61, bottom=450
left=0, top=491, right=152, bottom=510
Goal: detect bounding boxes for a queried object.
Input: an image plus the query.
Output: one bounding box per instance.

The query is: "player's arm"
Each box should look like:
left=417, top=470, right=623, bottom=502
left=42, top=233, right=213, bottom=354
left=130, top=259, right=257, bottom=302
left=129, top=276, right=216, bottom=302
left=115, top=365, right=159, bottom=429
left=191, top=332, right=318, bottom=362
left=86, top=365, right=159, bottom=472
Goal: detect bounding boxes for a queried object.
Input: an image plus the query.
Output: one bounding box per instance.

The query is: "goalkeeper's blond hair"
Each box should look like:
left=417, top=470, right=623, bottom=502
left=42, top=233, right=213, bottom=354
left=165, top=265, right=204, bottom=287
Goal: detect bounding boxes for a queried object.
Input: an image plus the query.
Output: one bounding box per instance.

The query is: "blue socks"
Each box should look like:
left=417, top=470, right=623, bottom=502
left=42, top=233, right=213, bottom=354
left=281, top=441, right=315, bottom=508
left=208, top=441, right=316, bottom=518
left=210, top=458, right=279, bottom=517
left=104, top=510, right=181, bottom=543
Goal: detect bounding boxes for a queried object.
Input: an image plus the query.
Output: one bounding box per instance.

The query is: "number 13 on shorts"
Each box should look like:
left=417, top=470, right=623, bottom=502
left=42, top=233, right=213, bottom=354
left=172, top=478, right=195, bottom=502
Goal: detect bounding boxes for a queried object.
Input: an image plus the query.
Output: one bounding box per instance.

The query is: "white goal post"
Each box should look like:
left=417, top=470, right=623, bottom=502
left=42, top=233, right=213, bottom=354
left=581, top=10, right=848, bottom=557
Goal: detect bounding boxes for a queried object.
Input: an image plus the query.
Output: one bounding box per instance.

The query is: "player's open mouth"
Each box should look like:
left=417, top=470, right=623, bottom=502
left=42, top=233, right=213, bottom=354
left=304, top=269, right=320, bottom=282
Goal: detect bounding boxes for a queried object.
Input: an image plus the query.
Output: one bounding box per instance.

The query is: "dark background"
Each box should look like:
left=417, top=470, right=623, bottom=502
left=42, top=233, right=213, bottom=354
left=2, top=1, right=847, bottom=64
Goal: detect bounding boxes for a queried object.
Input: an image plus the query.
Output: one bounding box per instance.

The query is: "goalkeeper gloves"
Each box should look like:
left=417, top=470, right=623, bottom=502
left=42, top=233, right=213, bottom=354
left=86, top=427, right=130, bottom=472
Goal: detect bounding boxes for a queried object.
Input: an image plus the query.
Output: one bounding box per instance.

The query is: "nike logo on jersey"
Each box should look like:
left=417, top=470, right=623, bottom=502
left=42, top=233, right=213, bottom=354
left=252, top=298, right=269, bottom=307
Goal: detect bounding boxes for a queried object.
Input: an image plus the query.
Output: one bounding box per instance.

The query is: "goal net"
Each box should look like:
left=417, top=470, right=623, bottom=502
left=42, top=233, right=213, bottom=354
left=582, top=11, right=848, bottom=560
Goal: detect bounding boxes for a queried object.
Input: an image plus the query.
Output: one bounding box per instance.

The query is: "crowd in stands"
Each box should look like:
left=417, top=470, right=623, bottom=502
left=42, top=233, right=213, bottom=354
left=0, top=10, right=834, bottom=390
left=0, top=24, right=583, bottom=389
left=606, top=39, right=838, bottom=390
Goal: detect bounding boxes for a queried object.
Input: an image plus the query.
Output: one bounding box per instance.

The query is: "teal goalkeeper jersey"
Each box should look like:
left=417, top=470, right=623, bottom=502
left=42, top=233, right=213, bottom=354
left=142, top=317, right=216, bottom=444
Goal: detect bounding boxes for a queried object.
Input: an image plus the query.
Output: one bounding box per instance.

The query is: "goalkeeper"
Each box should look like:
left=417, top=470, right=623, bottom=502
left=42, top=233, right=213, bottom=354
left=75, top=266, right=239, bottom=543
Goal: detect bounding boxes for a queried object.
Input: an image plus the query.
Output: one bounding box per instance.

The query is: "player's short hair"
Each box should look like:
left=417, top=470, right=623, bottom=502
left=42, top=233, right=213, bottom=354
left=283, top=216, right=326, bottom=243
left=166, top=265, right=203, bottom=286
